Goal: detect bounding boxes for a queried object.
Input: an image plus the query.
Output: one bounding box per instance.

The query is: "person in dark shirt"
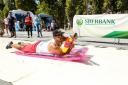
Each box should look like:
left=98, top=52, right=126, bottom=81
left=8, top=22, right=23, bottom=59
left=8, top=12, right=16, bottom=38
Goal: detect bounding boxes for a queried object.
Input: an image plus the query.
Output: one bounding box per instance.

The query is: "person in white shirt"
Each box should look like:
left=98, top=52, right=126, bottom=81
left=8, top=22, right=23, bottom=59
left=6, top=30, right=69, bottom=56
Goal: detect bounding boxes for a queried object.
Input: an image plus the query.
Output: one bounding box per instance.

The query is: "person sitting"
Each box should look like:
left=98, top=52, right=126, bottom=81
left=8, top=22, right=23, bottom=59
left=6, top=30, right=76, bottom=56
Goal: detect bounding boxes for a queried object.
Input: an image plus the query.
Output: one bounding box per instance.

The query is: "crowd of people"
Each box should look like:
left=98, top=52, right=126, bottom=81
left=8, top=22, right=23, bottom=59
left=3, top=11, right=59, bottom=38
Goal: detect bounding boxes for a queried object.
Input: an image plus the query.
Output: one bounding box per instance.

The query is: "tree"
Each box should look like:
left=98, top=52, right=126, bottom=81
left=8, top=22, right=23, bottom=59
left=15, top=0, right=24, bottom=9
left=3, top=5, right=9, bottom=18
left=1, top=0, right=128, bottom=27
left=102, top=0, right=111, bottom=13
left=75, top=0, right=83, bottom=15
left=81, top=0, right=87, bottom=15
left=65, top=0, right=76, bottom=27
left=0, top=0, right=5, bottom=10
left=0, top=0, right=9, bottom=19
left=121, top=0, right=128, bottom=13
left=15, top=0, right=37, bottom=13
left=36, top=0, right=66, bottom=28
left=36, top=1, right=50, bottom=14
left=116, top=0, right=123, bottom=12
left=55, top=0, right=66, bottom=28
left=93, top=0, right=104, bottom=14
left=7, top=0, right=16, bottom=10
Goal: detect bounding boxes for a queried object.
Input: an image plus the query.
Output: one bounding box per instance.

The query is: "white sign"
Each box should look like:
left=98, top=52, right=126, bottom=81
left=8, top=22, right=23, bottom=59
left=73, top=14, right=128, bottom=38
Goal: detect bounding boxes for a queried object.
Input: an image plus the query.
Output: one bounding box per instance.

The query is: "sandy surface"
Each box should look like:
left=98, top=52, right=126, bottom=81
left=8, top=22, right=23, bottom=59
left=0, top=35, right=128, bottom=85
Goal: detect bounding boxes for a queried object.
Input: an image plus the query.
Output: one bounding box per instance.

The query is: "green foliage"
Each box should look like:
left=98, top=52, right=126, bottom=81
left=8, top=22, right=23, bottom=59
left=3, top=5, right=9, bottom=18
left=0, top=0, right=5, bottom=10
left=15, top=0, right=37, bottom=13
left=1, top=0, right=128, bottom=27
left=102, top=0, right=110, bottom=13
left=82, top=0, right=87, bottom=15
left=24, top=0, right=37, bottom=12
left=0, top=10, right=4, bottom=19
left=93, top=0, right=103, bottom=14
left=36, top=1, right=50, bottom=14
left=65, top=0, right=76, bottom=21
left=116, top=0, right=123, bottom=11
left=0, top=1, right=9, bottom=19
left=117, top=0, right=127, bottom=12
left=15, top=0, right=24, bottom=9
left=8, top=0, right=16, bottom=10
left=0, top=0, right=3, bottom=4
left=75, top=0, right=83, bottom=15
left=36, top=0, right=66, bottom=28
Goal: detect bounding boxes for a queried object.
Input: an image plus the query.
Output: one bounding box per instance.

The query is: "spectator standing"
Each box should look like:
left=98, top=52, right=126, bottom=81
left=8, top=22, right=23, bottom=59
left=4, top=17, right=9, bottom=35
left=34, top=15, right=42, bottom=37
left=25, top=12, right=33, bottom=38
left=8, top=12, right=16, bottom=38
left=50, top=20, right=55, bottom=31
left=20, top=19, right=25, bottom=31
left=15, top=21, right=20, bottom=31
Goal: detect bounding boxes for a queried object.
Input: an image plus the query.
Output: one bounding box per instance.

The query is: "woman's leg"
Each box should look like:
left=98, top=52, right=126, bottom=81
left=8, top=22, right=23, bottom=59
left=29, top=25, right=33, bottom=37
left=39, top=25, right=43, bottom=37
left=26, top=25, right=30, bottom=38
left=11, top=43, right=24, bottom=50
left=12, top=26, right=16, bottom=38
left=6, top=41, right=31, bottom=50
left=36, top=24, right=40, bottom=37
left=5, top=24, right=9, bottom=35
left=8, top=25, right=13, bottom=37
left=6, top=41, right=23, bottom=49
